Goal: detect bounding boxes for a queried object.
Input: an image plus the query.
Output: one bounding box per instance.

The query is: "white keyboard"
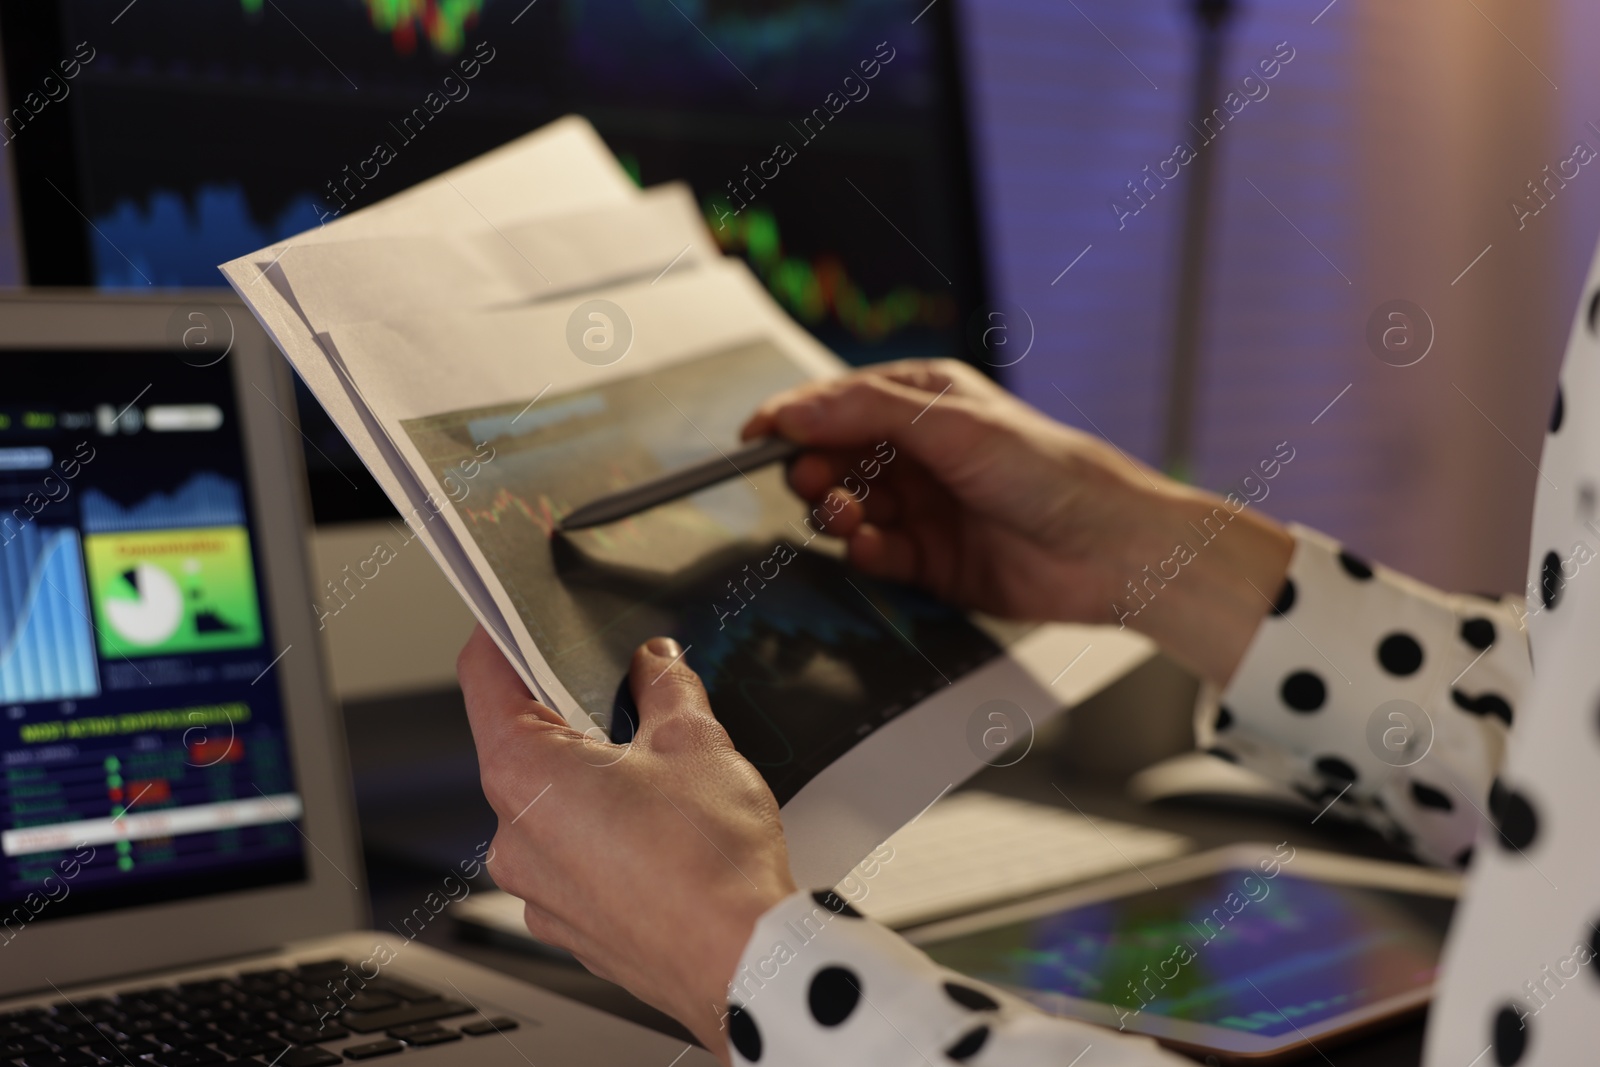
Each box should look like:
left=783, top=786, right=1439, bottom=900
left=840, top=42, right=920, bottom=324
left=841, top=790, right=1192, bottom=928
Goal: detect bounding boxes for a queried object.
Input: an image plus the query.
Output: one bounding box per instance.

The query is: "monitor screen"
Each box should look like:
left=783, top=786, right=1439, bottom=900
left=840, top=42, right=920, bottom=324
left=921, top=869, right=1453, bottom=1039
left=0, top=351, right=306, bottom=926
left=0, top=1, right=988, bottom=519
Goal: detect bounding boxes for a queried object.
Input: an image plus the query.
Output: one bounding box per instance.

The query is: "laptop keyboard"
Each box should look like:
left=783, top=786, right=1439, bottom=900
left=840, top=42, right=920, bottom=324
left=0, top=960, right=518, bottom=1066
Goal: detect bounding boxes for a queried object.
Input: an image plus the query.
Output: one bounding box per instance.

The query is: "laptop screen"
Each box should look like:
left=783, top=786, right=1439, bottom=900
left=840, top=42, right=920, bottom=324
left=0, top=350, right=306, bottom=927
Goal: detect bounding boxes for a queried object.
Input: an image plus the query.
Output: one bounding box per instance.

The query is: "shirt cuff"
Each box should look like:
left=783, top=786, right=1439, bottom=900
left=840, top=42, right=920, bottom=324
left=721, top=889, right=1187, bottom=1066
left=1198, top=524, right=1529, bottom=867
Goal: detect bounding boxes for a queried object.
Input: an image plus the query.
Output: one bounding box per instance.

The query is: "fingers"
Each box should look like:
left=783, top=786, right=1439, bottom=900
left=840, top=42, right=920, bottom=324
left=627, top=638, right=729, bottom=755
left=458, top=627, right=579, bottom=831
left=741, top=359, right=992, bottom=440
left=458, top=626, right=568, bottom=754
left=847, top=523, right=921, bottom=585
left=741, top=365, right=987, bottom=474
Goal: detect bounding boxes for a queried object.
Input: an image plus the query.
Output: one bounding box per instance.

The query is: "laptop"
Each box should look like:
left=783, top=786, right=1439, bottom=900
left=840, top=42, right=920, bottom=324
left=0, top=292, right=717, bottom=1066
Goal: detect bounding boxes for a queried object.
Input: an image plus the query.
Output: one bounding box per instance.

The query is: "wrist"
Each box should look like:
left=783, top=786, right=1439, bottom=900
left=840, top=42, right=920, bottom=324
left=1110, top=483, right=1295, bottom=688
left=676, top=882, right=795, bottom=1063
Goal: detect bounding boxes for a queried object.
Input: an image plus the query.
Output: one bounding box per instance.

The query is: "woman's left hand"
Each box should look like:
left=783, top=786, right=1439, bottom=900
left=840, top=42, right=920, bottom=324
left=457, top=627, right=797, bottom=1063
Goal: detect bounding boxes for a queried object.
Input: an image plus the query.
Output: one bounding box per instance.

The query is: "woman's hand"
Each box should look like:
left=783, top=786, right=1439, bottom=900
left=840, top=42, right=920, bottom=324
left=743, top=359, right=1295, bottom=687
left=458, top=627, right=796, bottom=1063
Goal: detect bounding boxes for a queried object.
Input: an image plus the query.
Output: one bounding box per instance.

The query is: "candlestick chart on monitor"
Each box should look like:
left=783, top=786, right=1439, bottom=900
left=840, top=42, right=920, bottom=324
left=4, top=0, right=986, bottom=520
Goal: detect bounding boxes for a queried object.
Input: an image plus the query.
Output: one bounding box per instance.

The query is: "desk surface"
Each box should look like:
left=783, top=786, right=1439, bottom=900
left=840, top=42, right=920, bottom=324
left=346, top=688, right=1430, bottom=1066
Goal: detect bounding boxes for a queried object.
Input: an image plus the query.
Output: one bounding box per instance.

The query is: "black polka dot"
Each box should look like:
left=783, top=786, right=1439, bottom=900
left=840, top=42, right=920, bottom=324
left=943, top=982, right=999, bottom=1012
left=1493, top=1003, right=1528, bottom=1066
left=1475, top=694, right=1513, bottom=726
left=1281, top=671, right=1326, bottom=712
left=1294, top=783, right=1345, bottom=806
left=1550, top=385, right=1565, bottom=434
left=1452, top=688, right=1514, bottom=727
left=1589, top=922, right=1600, bottom=978
left=1588, top=287, right=1600, bottom=335
left=810, top=890, right=862, bottom=918
left=1454, top=846, right=1473, bottom=870
left=1541, top=551, right=1564, bottom=610
left=1314, top=756, right=1357, bottom=782
left=1489, top=778, right=1508, bottom=819
left=1460, top=617, right=1496, bottom=651
left=1410, top=782, right=1453, bottom=810
left=1338, top=550, right=1374, bottom=580
left=1215, top=705, right=1234, bottom=731
left=1377, top=633, right=1424, bottom=676
left=807, top=967, right=860, bottom=1027
left=1272, top=578, right=1296, bottom=616
left=1206, top=746, right=1239, bottom=764
left=1494, top=788, right=1538, bottom=852
left=727, top=1004, right=761, bottom=1062
left=945, top=1026, right=990, bottom=1062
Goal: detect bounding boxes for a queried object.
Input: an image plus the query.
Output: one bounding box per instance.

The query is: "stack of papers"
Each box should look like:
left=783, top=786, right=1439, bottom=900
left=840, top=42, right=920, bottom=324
left=223, top=118, right=1153, bottom=880
left=223, top=116, right=771, bottom=714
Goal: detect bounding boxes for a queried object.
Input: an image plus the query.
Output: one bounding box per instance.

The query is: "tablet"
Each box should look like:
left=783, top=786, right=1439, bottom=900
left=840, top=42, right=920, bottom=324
left=907, top=844, right=1458, bottom=1065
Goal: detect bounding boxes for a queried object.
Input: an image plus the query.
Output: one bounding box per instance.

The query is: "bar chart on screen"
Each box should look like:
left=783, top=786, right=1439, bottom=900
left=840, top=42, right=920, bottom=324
left=0, top=526, right=100, bottom=704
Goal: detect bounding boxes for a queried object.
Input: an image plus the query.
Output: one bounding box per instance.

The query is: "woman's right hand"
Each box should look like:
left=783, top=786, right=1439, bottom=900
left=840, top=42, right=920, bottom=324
left=742, top=359, right=1295, bottom=688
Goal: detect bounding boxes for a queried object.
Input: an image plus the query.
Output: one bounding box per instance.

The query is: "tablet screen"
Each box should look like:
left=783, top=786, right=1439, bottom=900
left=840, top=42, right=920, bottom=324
left=921, top=867, right=1453, bottom=1038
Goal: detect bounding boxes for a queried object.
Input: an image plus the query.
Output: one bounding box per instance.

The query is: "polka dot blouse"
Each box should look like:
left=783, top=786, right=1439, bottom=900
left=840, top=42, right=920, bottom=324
left=719, top=258, right=1600, bottom=1064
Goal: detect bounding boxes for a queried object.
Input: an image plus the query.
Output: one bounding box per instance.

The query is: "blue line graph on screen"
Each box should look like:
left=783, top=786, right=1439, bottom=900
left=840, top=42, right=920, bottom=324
left=90, top=184, right=325, bottom=288
left=81, top=472, right=246, bottom=534
left=0, top=527, right=100, bottom=704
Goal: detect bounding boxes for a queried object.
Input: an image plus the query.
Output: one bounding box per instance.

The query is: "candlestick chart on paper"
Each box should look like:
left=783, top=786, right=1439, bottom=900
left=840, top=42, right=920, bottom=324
left=403, top=339, right=1003, bottom=803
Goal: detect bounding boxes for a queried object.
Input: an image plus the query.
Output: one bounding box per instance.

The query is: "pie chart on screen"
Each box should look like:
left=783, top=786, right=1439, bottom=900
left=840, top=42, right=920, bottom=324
left=104, top=564, right=184, bottom=647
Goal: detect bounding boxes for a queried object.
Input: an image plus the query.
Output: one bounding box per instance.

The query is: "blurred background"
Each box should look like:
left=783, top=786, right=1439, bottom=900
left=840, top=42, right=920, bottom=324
left=1, top=0, right=1596, bottom=699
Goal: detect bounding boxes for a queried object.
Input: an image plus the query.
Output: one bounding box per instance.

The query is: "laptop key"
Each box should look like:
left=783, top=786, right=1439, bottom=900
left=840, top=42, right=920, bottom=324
left=146, top=1048, right=227, bottom=1067
left=2, top=1036, right=56, bottom=1056
left=395, top=1029, right=460, bottom=1047
left=340, top=1000, right=472, bottom=1034
left=338, top=994, right=397, bottom=1014
left=258, top=1049, right=343, bottom=1067
left=278, top=1024, right=348, bottom=1044
left=341, top=1040, right=403, bottom=1060
left=459, top=1018, right=518, bottom=1036
left=18, top=1053, right=101, bottom=1067
left=219, top=1037, right=291, bottom=1059
left=361, top=979, right=440, bottom=1004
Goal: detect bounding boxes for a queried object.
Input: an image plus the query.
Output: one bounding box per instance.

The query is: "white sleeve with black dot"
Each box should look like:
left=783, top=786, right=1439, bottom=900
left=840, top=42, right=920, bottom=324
left=1199, top=523, right=1530, bottom=869
left=1420, top=251, right=1600, bottom=1066
left=717, top=253, right=1600, bottom=1067
left=722, top=890, right=1191, bottom=1066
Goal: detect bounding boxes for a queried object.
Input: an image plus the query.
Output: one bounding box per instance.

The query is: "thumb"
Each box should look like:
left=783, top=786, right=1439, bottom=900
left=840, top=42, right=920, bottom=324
left=627, top=637, right=725, bottom=752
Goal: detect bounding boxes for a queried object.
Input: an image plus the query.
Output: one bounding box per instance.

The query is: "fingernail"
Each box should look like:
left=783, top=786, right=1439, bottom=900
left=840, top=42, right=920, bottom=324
left=646, top=636, right=681, bottom=658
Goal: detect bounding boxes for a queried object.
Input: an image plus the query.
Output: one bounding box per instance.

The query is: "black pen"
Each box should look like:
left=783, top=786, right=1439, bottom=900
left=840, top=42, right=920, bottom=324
left=556, top=436, right=799, bottom=531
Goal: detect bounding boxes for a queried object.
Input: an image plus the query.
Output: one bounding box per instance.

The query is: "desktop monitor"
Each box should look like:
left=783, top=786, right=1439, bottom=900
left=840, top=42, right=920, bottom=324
left=0, top=0, right=991, bottom=522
